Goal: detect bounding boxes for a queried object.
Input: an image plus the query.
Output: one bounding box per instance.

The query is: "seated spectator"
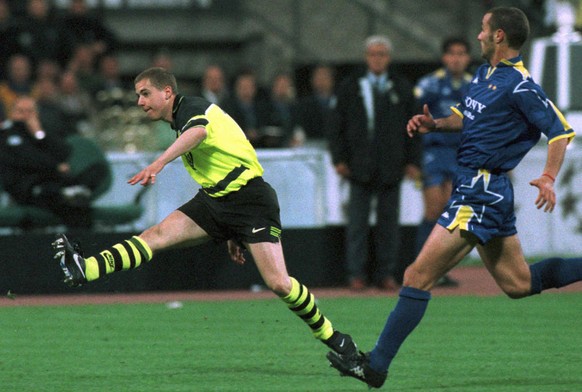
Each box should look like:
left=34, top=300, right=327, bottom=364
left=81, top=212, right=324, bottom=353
left=0, top=0, right=8, bottom=27
left=266, top=71, right=300, bottom=147
left=151, top=49, right=173, bottom=71
left=150, top=48, right=195, bottom=95
left=0, top=0, right=15, bottom=77
left=0, top=96, right=107, bottom=228
left=32, top=76, right=71, bottom=138
left=296, top=64, right=337, bottom=143
left=95, top=53, right=133, bottom=95
left=199, top=64, right=228, bottom=104
left=219, top=69, right=272, bottom=147
left=66, top=43, right=103, bottom=98
left=59, top=0, right=117, bottom=61
left=56, top=70, right=96, bottom=134
left=35, top=58, right=61, bottom=82
left=0, top=53, right=33, bottom=111
left=6, top=0, right=64, bottom=67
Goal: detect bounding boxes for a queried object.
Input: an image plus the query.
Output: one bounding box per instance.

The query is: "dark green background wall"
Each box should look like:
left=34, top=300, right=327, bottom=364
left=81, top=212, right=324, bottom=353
left=0, top=227, right=417, bottom=295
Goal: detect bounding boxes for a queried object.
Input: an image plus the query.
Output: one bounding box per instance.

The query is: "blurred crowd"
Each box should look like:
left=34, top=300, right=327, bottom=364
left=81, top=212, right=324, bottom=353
left=0, top=0, right=119, bottom=137
left=0, top=0, right=338, bottom=152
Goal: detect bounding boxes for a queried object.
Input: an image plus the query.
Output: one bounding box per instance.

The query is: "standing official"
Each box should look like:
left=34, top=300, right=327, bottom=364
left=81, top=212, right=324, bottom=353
left=328, top=35, right=421, bottom=291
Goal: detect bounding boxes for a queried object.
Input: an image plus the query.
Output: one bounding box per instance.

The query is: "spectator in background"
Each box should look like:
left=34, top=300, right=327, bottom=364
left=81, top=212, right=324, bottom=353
left=0, top=0, right=8, bottom=27
left=266, top=71, right=300, bottom=147
left=32, top=76, right=70, bottom=138
left=296, top=64, right=337, bottom=144
left=151, top=49, right=173, bottom=71
left=95, top=53, right=133, bottom=96
left=7, top=0, right=63, bottom=67
left=413, top=37, right=473, bottom=288
left=59, top=0, right=117, bottom=61
left=0, top=53, right=33, bottom=112
left=66, top=43, right=102, bottom=98
left=4, top=0, right=26, bottom=16
left=35, top=58, right=61, bottom=82
left=0, top=0, right=15, bottom=78
left=0, top=96, right=106, bottom=228
left=57, top=70, right=95, bottom=134
left=199, top=64, right=228, bottom=104
left=150, top=48, right=195, bottom=95
left=328, top=35, right=421, bottom=291
left=220, top=69, right=272, bottom=148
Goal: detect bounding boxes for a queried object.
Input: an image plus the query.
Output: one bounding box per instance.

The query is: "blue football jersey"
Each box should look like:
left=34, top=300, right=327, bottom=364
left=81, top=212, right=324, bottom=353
left=415, top=68, right=472, bottom=148
left=452, top=56, right=575, bottom=172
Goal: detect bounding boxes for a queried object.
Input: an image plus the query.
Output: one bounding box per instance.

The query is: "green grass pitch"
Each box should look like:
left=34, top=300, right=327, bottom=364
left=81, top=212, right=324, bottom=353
left=0, top=293, right=580, bottom=391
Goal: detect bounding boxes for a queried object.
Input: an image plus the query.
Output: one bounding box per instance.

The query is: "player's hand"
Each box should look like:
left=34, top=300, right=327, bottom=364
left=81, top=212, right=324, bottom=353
left=128, top=162, right=163, bottom=186
left=227, top=240, right=246, bottom=265
left=407, top=104, right=436, bottom=137
left=529, top=175, right=556, bottom=213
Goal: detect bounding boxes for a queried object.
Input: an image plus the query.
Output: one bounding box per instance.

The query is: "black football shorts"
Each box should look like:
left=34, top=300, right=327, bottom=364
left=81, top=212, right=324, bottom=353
left=178, top=177, right=282, bottom=244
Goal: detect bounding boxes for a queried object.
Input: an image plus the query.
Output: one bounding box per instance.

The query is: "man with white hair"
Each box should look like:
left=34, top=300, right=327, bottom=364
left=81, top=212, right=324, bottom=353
left=328, top=35, right=421, bottom=291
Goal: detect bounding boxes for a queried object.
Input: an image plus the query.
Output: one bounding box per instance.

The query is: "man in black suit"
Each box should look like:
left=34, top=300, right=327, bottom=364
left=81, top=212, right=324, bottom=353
left=219, top=69, right=273, bottom=148
left=296, top=64, right=337, bottom=143
left=328, top=35, right=421, bottom=291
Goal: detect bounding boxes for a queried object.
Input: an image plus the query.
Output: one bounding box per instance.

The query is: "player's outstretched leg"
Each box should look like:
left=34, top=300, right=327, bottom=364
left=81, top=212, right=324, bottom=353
left=52, top=234, right=153, bottom=286
left=327, top=350, right=387, bottom=389
left=281, top=277, right=357, bottom=356
left=327, top=286, right=430, bottom=387
left=529, top=256, right=582, bottom=295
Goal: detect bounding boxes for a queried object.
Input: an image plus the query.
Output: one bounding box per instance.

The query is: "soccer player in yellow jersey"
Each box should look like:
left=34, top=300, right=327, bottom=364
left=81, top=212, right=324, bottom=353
left=53, top=67, right=357, bottom=359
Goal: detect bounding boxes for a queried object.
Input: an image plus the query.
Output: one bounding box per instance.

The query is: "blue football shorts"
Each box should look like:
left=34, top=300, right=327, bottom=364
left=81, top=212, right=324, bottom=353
left=421, top=146, right=458, bottom=188
left=437, top=167, right=517, bottom=244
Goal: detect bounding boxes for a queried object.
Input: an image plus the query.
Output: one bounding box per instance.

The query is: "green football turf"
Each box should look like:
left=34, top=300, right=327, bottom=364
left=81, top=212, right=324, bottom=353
left=0, top=293, right=580, bottom=391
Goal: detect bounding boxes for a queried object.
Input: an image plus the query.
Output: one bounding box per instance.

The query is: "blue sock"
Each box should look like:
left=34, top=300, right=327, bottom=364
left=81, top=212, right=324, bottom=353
left=529, top=257, right=582, bottom=295
left=369, top=286, right=431, bottom=373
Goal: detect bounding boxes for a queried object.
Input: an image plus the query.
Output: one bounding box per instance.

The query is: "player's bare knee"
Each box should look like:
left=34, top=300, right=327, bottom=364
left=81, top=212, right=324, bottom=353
left=402, top=265, right=432, bottom=290
left=402, top=267, right=416, bottom=286
left=265, top=277, right=292, bottom=296
left=502, top=283, right=530, bottom=299
left=402, top=262, right=440, bottom=290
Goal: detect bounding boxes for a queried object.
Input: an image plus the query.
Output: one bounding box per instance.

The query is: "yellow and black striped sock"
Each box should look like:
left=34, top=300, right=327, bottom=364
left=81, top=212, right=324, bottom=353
left=84, top=236, right=153, bottom=282
left=281, top=277, right=334, bottom=341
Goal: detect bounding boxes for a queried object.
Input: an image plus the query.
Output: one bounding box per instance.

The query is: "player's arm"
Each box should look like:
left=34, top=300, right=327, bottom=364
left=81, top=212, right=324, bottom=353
left=516, top=81, right=574, bottom=213
left=406, top=104, right=462, bottom=137
left=529, top=137, right=568, bottom=213
left=128, top=125, right=207, bottom=186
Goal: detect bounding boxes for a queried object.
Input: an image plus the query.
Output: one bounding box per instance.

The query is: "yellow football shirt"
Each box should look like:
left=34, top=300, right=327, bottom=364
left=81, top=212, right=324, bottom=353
left=171, top=95, right=264, bottom=197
